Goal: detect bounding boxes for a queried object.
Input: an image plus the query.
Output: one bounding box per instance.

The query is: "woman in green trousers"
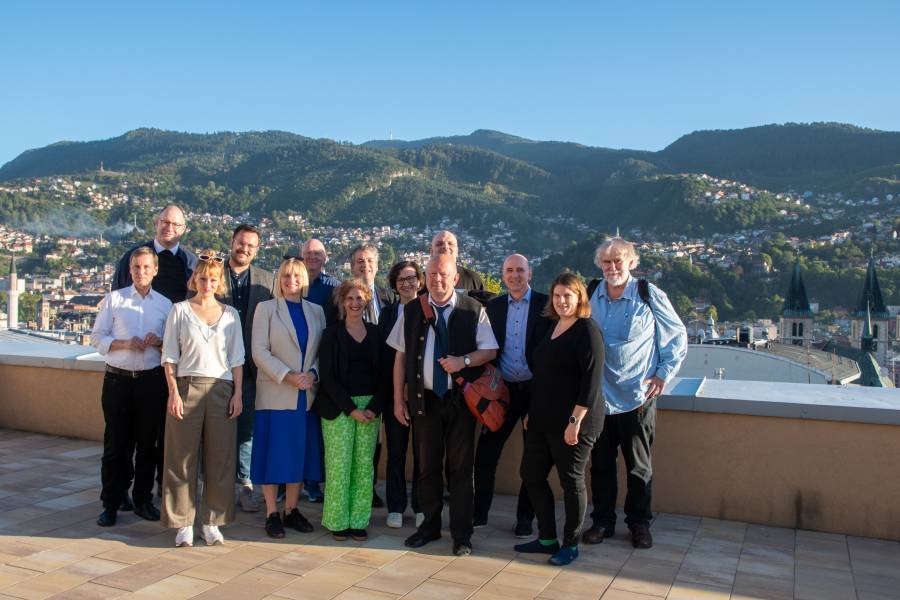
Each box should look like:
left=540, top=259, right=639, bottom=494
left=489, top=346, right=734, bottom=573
left=313, top=278, right=384, bottom=541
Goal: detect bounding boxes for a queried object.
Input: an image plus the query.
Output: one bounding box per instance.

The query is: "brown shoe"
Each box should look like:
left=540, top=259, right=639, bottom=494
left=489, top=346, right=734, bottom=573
left=630, top=524, right=653, bottom=549
left=582, top=523, right=614, bottom=544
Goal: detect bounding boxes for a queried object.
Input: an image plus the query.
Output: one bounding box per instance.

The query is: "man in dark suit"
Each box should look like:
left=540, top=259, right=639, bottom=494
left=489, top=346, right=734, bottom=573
left=112, top=204, right=197, bottom=303
left=112, top=204, right=197, bottom=505
left=474, top=253, right=551, bottom=537
left=431, top=230, right=485, bottom=293
left=349, top=243, right=396, bottom=508
left=217, top=224, right=275, bottom=512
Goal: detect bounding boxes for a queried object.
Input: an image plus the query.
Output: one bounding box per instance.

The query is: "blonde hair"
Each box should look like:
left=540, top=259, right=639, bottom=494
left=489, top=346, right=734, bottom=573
left=275, top=257, right=310, bottom=299
left=543, top=272, right=592, bottom=320
left=333, top=278, right=374, bottom=319
left=188, top=249, right=226, bottom=295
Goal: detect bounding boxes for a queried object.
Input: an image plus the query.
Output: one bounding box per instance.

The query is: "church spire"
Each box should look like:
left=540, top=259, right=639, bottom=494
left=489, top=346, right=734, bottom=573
left=853, top=257, right=888, bottom=318
left=782, top=259, right=811, bottom=317
left=861, top=301, right=876, bottom=353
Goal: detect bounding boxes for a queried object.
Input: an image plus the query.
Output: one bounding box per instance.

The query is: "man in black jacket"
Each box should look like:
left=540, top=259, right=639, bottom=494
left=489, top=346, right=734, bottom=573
left=474, top=254, right=551, bottom=536
left=430, top=230, right=484, bottom=292
left=387, top=254, right=498, bottom=556
left=112, top=205, right=197, bottom=303
left=217, top=224, right=275, bottom=513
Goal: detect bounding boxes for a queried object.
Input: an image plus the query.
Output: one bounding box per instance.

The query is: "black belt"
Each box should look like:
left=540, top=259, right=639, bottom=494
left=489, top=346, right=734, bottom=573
left=106, top=365, right=163, bottom=378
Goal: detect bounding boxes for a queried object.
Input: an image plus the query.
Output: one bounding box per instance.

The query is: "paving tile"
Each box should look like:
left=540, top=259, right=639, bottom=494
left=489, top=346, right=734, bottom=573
left=271, top=561, right=375, bottom=600
left=431, top=555, right=510, bottom=587
left=537, top=568, right=616, bottom=600
left=190, top=567, right=296, bottom=600
left=404, top=579, right=478, bottom=600
left=609, top=556, right=680, bottom=597
left=597, top=590, right=660, bottom=600
left=0, top=565, right=42, bottom=588
left=179, top=545, right=284, bottom=583
left=89, top=551, right=207, bottom=592
left=665, top=581, right=731, bottom=599
left=355, top=554, right=448, bottom=595
left=795, top=563, right=856, bottom=600
left=332, top=588, right=400, bottom=600
left=47, top=582, right=129, bottom=599
left=258, top=549, right=330, bottom=576
left=128, top=575, right=218, bottom=599
left=337, top=545, right=407, bottom=569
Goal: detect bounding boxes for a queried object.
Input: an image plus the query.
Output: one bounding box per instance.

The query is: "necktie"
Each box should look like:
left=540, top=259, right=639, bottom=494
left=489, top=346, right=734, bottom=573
left=365, top=300, right=377, bottom=324
left=432, top=304, right=449, bottom=397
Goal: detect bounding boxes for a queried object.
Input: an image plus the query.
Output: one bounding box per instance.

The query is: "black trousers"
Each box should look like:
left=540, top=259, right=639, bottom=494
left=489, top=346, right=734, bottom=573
left=384, top=407, right=420, bottom=514
left=521, top=427, right=595, bottom=547
left=589, top=397, right=656, bottom=529
left=413, top=389, right=475, bottom=542
left=100, top=367, right=167, bottom=509
left=473, top=380, right=534, bottom=524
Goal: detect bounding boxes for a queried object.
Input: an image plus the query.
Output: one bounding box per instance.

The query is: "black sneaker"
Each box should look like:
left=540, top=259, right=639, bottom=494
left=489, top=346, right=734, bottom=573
left=119, top=496, right=134, bottom=512
left=265, top=512, right=285, bottom=539
left=350, top=528, right=368, bottom=541
left=513, top=520, right=533, bottom=538
left=97, top=509, right=117, bottom=527
left=333, top=529, right=350, bottom=541
left=283, top=508, right=314, bottom=533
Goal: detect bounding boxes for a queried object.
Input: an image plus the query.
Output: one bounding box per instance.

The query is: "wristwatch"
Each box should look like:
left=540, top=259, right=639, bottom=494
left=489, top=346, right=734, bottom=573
left=568, top=415, right=580, bottom=425
left=463, top=355, right=471, bottom=367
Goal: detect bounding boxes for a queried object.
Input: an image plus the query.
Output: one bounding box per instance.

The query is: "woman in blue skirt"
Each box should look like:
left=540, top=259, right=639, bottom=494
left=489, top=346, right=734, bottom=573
left=250, top=257, right=326, bottom=538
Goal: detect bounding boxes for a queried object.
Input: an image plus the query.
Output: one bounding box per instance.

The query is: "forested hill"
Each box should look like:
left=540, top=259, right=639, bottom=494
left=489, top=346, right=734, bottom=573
left=2, top=123, right=900, bottom=238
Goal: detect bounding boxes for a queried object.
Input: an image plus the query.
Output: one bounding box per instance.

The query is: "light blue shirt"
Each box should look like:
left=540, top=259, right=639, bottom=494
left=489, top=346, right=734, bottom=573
left=499, top=287, right=533, bottom=383
left=590, top=276, right=687, bottom=415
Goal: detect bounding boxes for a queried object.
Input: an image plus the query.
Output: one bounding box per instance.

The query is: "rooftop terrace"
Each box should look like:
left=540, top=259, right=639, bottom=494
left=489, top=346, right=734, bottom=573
left=1, top=429, right=899, bottom=600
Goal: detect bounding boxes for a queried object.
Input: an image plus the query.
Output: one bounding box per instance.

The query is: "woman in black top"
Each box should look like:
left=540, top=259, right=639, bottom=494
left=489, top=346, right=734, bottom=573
left=515, top=272, right=604, bottom=566
left=313, top=279, right=383, bottom=542
left=379, top=260, right=425, bottom=529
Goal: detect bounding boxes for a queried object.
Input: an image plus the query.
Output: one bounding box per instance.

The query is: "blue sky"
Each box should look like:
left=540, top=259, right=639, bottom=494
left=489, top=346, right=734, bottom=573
left=1, top=1, right=899, bottom=166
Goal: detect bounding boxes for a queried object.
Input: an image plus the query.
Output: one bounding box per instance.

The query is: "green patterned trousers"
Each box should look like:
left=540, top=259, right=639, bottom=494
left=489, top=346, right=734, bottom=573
left=321, top=395, right=381, bottom=531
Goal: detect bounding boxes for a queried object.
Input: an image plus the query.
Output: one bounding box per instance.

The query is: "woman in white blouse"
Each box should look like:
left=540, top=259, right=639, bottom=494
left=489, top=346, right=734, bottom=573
left=160, top=250, right=245, bottom=547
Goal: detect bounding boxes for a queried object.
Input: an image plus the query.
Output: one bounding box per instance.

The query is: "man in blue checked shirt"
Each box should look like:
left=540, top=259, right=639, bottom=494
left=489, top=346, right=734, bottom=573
left=582, top=238, right=687, bottom=550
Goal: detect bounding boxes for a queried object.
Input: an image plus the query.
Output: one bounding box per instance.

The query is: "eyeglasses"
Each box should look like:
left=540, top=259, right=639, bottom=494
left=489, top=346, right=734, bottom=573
left=198, top=253, right=225, bottom=263
left=158, top=220, right=185, bottom=230
left=396, top=275, right=419, bottom=286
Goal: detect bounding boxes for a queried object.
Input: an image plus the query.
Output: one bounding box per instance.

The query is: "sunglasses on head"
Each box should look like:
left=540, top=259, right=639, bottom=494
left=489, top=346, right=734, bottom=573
left=282, top=254, right=304, bottom=261
left=198, top=253, right=225, bottom=263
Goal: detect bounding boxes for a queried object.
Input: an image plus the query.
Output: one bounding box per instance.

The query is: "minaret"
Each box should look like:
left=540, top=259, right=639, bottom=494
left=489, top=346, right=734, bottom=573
left=780, top=259, right=812, bottom=346
left=850, top=257, right=889, bottom=363
left=7, top=256, right=19, bottom=329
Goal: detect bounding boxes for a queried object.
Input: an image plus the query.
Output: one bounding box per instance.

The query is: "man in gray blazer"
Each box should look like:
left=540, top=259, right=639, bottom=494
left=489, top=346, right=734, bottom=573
left=218, top=224, right=275, bottom=512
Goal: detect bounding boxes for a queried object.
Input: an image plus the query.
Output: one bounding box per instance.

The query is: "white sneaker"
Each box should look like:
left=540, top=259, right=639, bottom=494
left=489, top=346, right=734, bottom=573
left=175, top=526, right=194, bottom=547
left=415, top=512, right=425, bottom=528
left=386, top=512, right=403, bottom=528
left=201, top=524, right=224, bottom=546
left=237, top=484, right=259, bottom=513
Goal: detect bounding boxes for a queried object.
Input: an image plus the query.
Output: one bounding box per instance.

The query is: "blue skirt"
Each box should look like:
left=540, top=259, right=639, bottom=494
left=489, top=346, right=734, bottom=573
left=250, top=391, right=323, bottom=485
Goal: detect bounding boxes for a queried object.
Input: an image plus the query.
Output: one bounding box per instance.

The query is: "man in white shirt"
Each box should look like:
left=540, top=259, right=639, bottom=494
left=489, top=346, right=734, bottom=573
left=388, top=254, right=498, bottom=556
left=91, top=247, right=172, bottom=527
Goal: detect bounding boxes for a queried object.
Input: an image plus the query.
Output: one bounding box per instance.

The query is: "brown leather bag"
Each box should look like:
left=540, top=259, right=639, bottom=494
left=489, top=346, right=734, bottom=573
left=419, top=295, right=510, bottom=431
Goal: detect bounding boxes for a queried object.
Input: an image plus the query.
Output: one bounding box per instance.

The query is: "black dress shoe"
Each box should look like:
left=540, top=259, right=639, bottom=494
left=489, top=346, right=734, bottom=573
left=283, top=508, right=314, bottom=533
left=630, top=524, right=653, bottom=549
left=453, top=540, right=473, bottom=556
left=266, top=512, right=286, bottom=539
left=404, top=530, right=441, bottom=548
left=97, top=509, right=117, bottom=527
left=513, top=520, right=533, bottom=538
left=582, top=523, right=614, bottom=544
left=371, top=489, right=384, bottom=508
left=350, top=529, right=368, bottom=541
left=119, top=496, right=134, bottom=512
left=134, top=502, right=161, bottom=521
left=333, top=529, right=350, bottom=541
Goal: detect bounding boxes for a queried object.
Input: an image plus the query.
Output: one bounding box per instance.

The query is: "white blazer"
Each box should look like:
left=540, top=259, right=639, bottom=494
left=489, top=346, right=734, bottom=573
left=251, top=298, right=325, bottom=411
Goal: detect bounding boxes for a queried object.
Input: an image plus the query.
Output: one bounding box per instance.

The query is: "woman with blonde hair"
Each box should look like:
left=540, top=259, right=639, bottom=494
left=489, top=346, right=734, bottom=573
left=314, top=278, right=384, bottom=541
left=250, top=257, right=325, bottom=538
left=161, top=251, right=245, bottom=547
left=515, top=272, right=604, bottom=566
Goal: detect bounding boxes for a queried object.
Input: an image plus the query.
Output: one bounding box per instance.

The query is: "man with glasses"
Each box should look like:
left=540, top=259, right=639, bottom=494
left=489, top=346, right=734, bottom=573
left=217, top=225, right=275, bottom=513
left=112, top=204, right=198, bottom=507
left=113, top=205, right=198, bottom=303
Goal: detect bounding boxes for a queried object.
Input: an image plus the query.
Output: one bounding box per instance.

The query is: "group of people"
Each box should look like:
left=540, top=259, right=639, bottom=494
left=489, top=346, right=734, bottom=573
left=91, top=204, right=687, bottom=565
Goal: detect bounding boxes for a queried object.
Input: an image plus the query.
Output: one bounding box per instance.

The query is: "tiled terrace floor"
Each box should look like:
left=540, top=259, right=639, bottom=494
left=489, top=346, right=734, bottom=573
left=0, top=430, right=898, bottom=600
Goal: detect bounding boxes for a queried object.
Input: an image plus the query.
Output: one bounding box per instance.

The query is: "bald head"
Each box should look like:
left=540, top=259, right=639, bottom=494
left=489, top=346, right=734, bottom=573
left=426, top=254, right=459, bottom=303
left=431, top=230, right=459, bottom=259
left=154, top=204, right=187, bottom=249
left=301, top=238, right=328, bottom=279
left=502, top=253, right=532, bottom=299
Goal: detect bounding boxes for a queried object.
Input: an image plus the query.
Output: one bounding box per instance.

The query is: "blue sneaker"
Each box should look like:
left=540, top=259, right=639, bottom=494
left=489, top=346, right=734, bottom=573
left=514, top=539, right=560, bottom=554
left=548, top=546, right=579, bottom=566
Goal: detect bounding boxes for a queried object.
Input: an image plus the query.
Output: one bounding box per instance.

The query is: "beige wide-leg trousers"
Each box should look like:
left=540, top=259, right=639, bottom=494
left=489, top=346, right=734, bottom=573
left=162, top=376, right=236, bottom=528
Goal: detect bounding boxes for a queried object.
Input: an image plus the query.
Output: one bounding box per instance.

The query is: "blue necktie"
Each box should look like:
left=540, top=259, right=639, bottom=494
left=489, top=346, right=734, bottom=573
left=432, top=304, right=449, bottom=397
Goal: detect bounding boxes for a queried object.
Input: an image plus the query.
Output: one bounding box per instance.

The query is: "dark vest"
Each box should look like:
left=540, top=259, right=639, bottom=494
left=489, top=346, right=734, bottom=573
left=155, top=249, right=189, bottom=302
left=403, top=293, right=484, bottom=416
